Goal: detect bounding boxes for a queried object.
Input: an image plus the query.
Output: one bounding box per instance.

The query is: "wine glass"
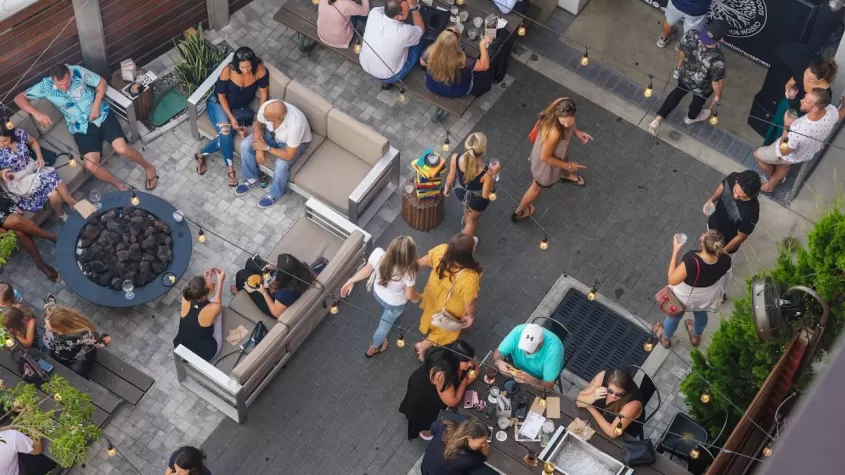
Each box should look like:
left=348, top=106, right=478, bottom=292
left=89, top=189, right=102, bottom=210
left=468, top=28, right=478, bottom=40
left=122, top=279, right=135, bottom=300
left=172, top=209, right=184, bottom=223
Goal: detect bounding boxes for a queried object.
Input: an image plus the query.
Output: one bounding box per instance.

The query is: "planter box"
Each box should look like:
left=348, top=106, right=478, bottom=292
left=558, top=0, right=590, bottom=15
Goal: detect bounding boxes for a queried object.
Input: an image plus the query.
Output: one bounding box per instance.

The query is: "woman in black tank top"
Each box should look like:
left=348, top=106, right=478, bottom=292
left=173, top=269, right=226, bottom=361
left=576, top=368, right=644, bottom=440
left=443, top=132, right=500, bottom=239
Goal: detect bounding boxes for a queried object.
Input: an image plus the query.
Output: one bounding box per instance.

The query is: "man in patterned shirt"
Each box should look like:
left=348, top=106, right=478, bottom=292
left=649, top=19, right=727, bottom=137
left=15, top=64, right=158, bottom=191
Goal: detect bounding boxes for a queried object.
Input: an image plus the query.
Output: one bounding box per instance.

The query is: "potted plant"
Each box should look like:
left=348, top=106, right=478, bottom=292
left=0, top=230, right=17, bottom=267
left=173, top=25, right=230, bottom=96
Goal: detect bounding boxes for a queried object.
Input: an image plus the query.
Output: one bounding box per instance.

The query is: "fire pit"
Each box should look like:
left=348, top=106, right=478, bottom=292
left=56, top=191, right=192, bottom=307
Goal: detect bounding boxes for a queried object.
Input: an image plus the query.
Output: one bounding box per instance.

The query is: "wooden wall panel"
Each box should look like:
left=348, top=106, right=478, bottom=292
left=229, top=0, right=251, bottom=16
left=0, top=0, right=82, bottom=110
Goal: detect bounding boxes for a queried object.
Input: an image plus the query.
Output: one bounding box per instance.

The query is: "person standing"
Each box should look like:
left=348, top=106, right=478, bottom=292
left=15, top=64, right=158, bottom=191
left=421, top=419, right=489, bottom=475
left=444, top=132, right=500, bottom=238
left=648, top=19, right=728, bottom=136
left=512, top=98, right=591, bottom=222
left=359, top=0, right=424, bottom=88
left=340, top=236, right=420, bottom=357
left=656, top=0, right=713, bottom=78
left=0, top=429, right=55, bottom=475
left=754, top=88, right=840, bottom=193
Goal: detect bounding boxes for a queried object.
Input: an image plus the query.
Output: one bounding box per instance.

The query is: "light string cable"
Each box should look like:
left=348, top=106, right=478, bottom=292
left=100, top=434, right=144, bottom=475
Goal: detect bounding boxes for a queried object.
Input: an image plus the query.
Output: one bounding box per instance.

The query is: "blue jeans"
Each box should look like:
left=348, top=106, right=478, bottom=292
left=239, top=129, right=309, bottom=199
left=381, top=44, right=423, bottom=84
left=372, top=292, right=405, bottom=347
left=663, top=310, right=708, bottom=338
left=201, top=98, right=250, bottom=167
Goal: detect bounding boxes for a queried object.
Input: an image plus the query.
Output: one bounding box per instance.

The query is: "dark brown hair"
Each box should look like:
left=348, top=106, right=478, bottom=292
left=605, top=368, right=636, bottom=415
left=437, top=234, right=482, bottom=280
left=49, top=64, right=70, bottom=80
left=269, top=254, right=315, bottom=294
left=0, top=282, right=14, bottom=304
left=2, top=305, right=32, bottom=337
left=182, top=276, right=210, bottom=302
left=807, top=58, right=837, bottom=83
left=441, top=419, right=489, bottom=460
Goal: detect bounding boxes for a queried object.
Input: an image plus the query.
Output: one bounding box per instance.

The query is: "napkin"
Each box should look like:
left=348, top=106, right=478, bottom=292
left=226, top=325, right=250, bottom=345
left=567, top=418, right=595, bottom=441
left=74, top=200, right=97, bottom=219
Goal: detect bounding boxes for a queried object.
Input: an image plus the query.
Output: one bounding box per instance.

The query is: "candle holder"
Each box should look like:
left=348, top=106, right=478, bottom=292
left=524, top=450, right=538, bottom=467
left=543, top=462, right=556, bottom=474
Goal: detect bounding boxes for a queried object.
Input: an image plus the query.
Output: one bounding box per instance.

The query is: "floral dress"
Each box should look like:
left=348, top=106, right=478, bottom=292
left=0, top=129, right=61, bottom=211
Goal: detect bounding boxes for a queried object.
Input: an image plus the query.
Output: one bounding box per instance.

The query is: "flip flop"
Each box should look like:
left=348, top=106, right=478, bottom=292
left=145, top=173, right=159, bottom=191
left=230, top=285, right=239, bottom=295
left=511, top=204, right=536, bottom=222
left=227, top=170, right=238, bottom=187
left=42, top=266, right=60, bottom=283
left=651, top=321, right=672, bottom=348
left=365, top=340, right=389, bottom=358
left=562, top=174, right=585, bottom=186
left=194, top=153, right=207, bottom=175
left=685, top=319, right=701, bottom=347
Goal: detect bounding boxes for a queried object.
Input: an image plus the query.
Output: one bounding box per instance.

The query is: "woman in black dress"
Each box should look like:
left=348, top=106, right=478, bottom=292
left=576, top=368, right=644, bottom=439
left=443, top=132, right=500, bottom=239
left=399, top=340, right=479, bottom=440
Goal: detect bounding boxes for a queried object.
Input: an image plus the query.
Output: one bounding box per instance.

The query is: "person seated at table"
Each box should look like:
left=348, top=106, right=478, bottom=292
left=317, top=0, right=370, bottom=49
left=359, top=0, right=424, bottom=89
left=194, top=47, right=269, bottom=187
left=492, top=323, right=563, bottom=390
left=0, top=119, right=77, bottom=219
left=421, top=418, right=489, bottom=475
left=400, top=340, right=479, bottom=441
left=420, top=30, right=492, bottom=106
left=2, top=305, right=39, bottom=349
left=42, top=303, right=111, bottom=378
left=576, top=368, right=644, bottom=440
left=0, top=190, right=60, bottom=282
left=232, top=253, right=325, bottom=319
left=0, top=282, right=21, bottom=312
left=173, top=268, right=225, bottom=361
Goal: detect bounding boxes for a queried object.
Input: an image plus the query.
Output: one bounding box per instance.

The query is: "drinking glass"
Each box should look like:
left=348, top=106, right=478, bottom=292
left=122, top=280, right=135, bottom=300
left=449, top=15, right=458, bottom=24
left=421, top=0, right=433, bottom=5
left=786, top=109, right=799, bottom=121
left=89, top=189, right=102, bottom=210
left=450, top=6, right=459, bottom=16
left=473, top=16, right=483, bottom=28
left=172, top=209, right=184, bottom=223
left=446, top=0, right=455, bottom=5
left=703, top=201, right=716, bottom=216
left=485, top=366, right=497, bottom=384
left=459, top=10, right=469, bottom=22
left=467, top=28, right=478, bottom=40
left=674, top=233, right=687, bottom=246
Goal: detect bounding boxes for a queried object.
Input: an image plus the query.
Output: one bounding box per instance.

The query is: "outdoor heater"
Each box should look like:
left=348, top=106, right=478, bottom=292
left=539, top=427, right=633, bottom=475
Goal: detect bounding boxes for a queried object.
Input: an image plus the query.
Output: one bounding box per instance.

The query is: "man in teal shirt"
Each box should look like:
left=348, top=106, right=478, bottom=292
left=493, top=323, right=564, bottom=390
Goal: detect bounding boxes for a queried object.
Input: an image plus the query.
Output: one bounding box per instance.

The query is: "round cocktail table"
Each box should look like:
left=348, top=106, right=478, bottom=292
left=55, top=191, right=193, bottom=307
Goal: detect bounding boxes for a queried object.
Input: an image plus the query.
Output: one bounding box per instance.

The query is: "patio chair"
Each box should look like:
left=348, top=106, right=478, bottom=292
left=626, top=365, right=661, bottom=425
left=531, top=316, right=571, bottom=392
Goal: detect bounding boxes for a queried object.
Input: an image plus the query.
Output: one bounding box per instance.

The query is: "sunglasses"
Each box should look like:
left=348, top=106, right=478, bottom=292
left=606, top=387, right=625, bottom=397
left=556, top=104, right=577, bottom=114
left=235, top=50, right=255, bottom=60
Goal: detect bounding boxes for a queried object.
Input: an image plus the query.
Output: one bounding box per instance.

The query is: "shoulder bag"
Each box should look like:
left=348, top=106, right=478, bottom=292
left=430, top=269, right=467, bottom=332
left=622, top=439, right=656, bottom=466
left=654, top=256, right=701, bottom=317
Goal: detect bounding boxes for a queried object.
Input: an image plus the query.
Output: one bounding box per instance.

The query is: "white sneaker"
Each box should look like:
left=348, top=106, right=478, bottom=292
left=656, top=34, right=672, bottom=48
left=673, top=67, right=680, bottom=79
left=648, top=118, right=660, bottom=136
left=684, top=109, right=711, bottom=125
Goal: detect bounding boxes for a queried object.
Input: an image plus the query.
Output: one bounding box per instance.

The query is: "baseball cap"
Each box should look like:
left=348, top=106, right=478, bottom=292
left=700, top=19, right=729, bottom=46
left=518, top=324, right=545, bottom=353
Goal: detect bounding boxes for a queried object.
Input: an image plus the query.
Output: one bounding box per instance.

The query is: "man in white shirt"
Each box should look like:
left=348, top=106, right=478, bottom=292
left=754, top=88, right=840, bottom=193
left=236, top=100, right=312, bottom=208
left=0, top=429, right=43, bottom=475
left=360, top=0, right=425, bottom=88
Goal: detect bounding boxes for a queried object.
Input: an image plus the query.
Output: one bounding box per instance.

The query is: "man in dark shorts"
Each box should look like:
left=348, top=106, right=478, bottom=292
left=15, top=64, right=157, bottom=191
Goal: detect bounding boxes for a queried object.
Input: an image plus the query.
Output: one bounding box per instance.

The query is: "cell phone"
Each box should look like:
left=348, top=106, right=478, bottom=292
left=514, top=399, right=528, bottom=420
left=37, top=359, right=54, bottom=373
left=487, top=426, right=493, bottom=443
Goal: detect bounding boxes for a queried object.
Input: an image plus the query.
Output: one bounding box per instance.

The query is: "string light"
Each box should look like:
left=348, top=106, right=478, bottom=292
left=614, top=422, right=623, bottom=436
left=643, top=338, right=655, bottom=352
left=539, top=236, right=549, bottom=250
left=587, top=283, right=597, bottom=301
left=762, top=445, right=772, bottom=457
left=68, top=156, right=77, bottom=168
left=4, top=119, right=12, bottom=129
left=311, top=0, right=319, bottom=4
left=107, top=444, right=117, bottom=457
left=709, top=111, right=719, bottom=126
left=398, top=87, right=407, bottom=104
left=130, top=190, right=140, bottom=206
left=700, top=392, right=712, bottom=404
left=353, top=41, right=362, bottom=54
left=543, top=462, right=556, bottom=475
left=644, top=76, right=653, bottom=98
left=690, top=447, right=700, bottom=459
left=580, top=47, right=589, bottom=67
left=468, top=368, right=477, bottom=379
left=396, top=333, right=405, bottom=348
left=517, top=24, right=527, bottom=36
left=53, top=393, right=62, bottom=402
left=330, top=301, right=340, bottom=314
left=442, top=138, right=450, bottom=152
left=780, top=134, right=790, bottom=155
left=456, top=0, right=464, bottom=5
left=197, top=229, right=206, bottom=243
left=3, top=338, right=13, bottom=348
left=489, top=189, right=497, bottom=201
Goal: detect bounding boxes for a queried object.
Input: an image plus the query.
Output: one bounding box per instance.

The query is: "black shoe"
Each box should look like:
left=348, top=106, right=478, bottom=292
left=380, top=82, right=394, bottom=91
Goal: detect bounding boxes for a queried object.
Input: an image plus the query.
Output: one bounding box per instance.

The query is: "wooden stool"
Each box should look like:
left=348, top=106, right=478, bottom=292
left=402, top=190, right=444, bottom=231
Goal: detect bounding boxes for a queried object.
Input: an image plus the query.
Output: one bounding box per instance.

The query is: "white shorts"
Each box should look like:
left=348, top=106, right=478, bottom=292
left=665, top=0, right=707, bottom=33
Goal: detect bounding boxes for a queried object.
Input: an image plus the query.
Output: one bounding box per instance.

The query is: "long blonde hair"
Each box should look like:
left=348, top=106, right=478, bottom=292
left=459, top=132, right=487, bottom=183
left=377, top=236, right=419, bottom=287
left=441, top=419, right=489, bottom=460
left=427, top=29, right=466, bottom=85
left=45, top=306, right=97, bottom=335
left=538, top=97, right=576, bottom=142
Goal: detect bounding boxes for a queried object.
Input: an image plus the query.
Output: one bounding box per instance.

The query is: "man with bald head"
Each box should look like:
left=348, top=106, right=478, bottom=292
left=236, top=99, right=312, bottom=208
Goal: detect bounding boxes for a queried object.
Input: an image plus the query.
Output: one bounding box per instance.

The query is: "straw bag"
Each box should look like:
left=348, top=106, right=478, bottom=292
left=430, top=269, right=466, bottom=332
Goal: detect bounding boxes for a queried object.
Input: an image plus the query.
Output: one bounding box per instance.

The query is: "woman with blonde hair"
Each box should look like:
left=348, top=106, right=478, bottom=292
left=652, top=229, right=731, bottom=348
left=512, top=98, right=593, bottom=221
left=341, top=236, right=421, bottom=357
left=421, top=29, right=492, bottom=106
left=420, top=417, right=489, bottom=473
left=444, top=132, right=500, bottom=238
left=42, top=303, right=110, bottom=377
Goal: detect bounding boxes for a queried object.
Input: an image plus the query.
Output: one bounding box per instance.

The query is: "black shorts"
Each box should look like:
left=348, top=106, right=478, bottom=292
left=453, top=188, right=489, bottom=212
left=73, top=113, right=125, bottom=156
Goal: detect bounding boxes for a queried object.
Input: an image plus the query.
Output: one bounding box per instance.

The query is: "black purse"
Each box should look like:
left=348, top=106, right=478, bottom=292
left=622, top=439, right=656, bottom=466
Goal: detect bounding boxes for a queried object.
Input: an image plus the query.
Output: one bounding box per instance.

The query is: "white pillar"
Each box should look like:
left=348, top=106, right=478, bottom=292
left=72, top=0, right=109, bottom=77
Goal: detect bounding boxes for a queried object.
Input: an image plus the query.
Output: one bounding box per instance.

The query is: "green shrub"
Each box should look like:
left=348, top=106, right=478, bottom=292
left=173, top=25, right=230, bottom=96
left=0, top=230, right=18, bottom=266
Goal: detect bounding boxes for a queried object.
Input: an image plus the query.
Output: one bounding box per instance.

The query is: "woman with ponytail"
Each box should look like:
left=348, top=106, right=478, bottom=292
left=764, top=58, right=838, bottom=146
left=444, top=132, right=499, bottom=238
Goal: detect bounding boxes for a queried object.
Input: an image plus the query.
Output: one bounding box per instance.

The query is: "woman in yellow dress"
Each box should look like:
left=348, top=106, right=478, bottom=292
left=415, top=233, right=482, bottom=360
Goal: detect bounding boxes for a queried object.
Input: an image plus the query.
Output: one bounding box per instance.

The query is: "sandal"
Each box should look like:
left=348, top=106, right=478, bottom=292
left=651, top=322, right=672, bottom=348
left=562, top=174, right=585, bottom=186
left=414, top=342, right=424, bottom=361
left=685, top=319, right=701, bottom=347
left=511, top=204, right=536, bottom=222
left=365, top=340, right=389, bottom=358
left=41, top=266, right=60, bottom=283
left=194, top=153, right=207, bottom=176
left=145, top=172, right=159, bottom=190
left=227, top=169, right=238, bottom=187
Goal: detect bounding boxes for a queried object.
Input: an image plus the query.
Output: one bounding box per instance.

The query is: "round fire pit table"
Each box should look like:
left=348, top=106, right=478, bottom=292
left=55, top=191, right=193, bottom=307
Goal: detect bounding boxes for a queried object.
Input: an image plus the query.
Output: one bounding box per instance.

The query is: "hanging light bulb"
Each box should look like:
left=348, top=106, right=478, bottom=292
left=468, top=368, right=477, bottom=379
left=130, top=190, right=140, bottom=206
left=107, top=444, right=117, bottom=457
left=197, top=229, right=206, bottom=243
left=762, top=445, right=773, bottom=457
left=539, top=236, right=549, bottom=250
left=312, top=0, right=319, bottom=4
left=539, top=392, right=547, bottom=407
left=489, top=189, right=497, bottom=201
left=68, top=156, right=78, bottom=168
left=517, top=24, right=527, bottom=36
left=580, top=48, right=589, bottom=67
left=587, top=284, right=597, bottom=301
left=330, top=301, right=339, bottom=314
left=614, top=422, right=624, bottom=436
left=53, top=393, right=62, bottom=402
left=644, top=76, right=653, bottom=98
left=398, top=87, right=407, bottom=104
left=709, top=112, right=719, bottom=126
left=353, top=41, right=362, bottom=54
left=700, top=392, right=711, bottom=404
left=456, top=0, right=464, bottom=5
left=442, top=138, right=450, bottom=152
left=689, top=447, right=700, bottom=459
left=779, top=135, right=790, bottom=155
left=543, top=462, right=556, bottom=475
left=4, top=119, right=13, bottom=129
left=3, top=338, right=14, bottom=348
left=643, top=338, right=655, bottom=352
left=396, top=333, right=406, bottom=348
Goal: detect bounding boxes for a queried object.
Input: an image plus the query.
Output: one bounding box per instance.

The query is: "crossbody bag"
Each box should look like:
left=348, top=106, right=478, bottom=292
left=654, top=256, right=701, bottom=317
left=430, top=269, right=467, bottom=332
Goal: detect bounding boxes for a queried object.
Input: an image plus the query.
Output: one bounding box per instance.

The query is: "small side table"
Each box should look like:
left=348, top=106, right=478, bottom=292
left=402, top=188, right=444, bottom=231
left=110, top=70, right=154, bottom=121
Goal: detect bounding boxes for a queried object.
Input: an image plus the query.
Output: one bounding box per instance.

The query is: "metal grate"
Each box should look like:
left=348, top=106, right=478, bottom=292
left=552, top=289, right=650, bottom=382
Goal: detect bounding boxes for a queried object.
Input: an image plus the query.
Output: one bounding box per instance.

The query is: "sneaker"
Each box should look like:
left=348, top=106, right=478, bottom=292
left=380, top=82, right=394, bottom=91
left=234, top=180, right=257, bottom=196
left=684, top=109, right=711, bottom=125
left=258, top=195, right=279, bottom=209
left=43, top=293, right=57, bottom=305
left=673, top=67, right=680, bottom=79
left=656, top=34, right=672, bottom=48
left=648, top=118, right=661, bottom=136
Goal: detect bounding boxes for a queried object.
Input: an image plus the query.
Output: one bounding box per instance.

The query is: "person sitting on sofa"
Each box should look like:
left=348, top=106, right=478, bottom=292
left=173, top=268, right=225, bottom=362
left=232, top=253, right=324, bottom=319
left=0, top=189, right=60, bottom=281
left=359, top=0, right=424, bottom=89
left=235, top=100, right=312, bottom=209
left=15, top=64, right=159, bottom=191
left=0, top=119, right=77, bottom=220
left=194, top=47, right=268, bottom=186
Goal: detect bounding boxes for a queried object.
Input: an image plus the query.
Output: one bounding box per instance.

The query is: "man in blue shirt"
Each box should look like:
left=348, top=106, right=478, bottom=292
left=493, top=323, right=564, bottom=390
left=15, top=64, right=158, bottom=191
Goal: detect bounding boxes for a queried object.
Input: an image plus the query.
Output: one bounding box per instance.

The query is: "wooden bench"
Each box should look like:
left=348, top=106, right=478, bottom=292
left=274, top=0, right=538, bottom=118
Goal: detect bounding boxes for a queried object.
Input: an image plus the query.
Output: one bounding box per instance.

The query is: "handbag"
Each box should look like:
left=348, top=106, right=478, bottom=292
left=3, top=162, right=54, bottom=198
left=528, top=121, right=539, bottom=144
left=622, top=439, right=655, bottom=466
left=654, top=256, right=701, bottom=317
left=430, top=269, right=466, bottom=332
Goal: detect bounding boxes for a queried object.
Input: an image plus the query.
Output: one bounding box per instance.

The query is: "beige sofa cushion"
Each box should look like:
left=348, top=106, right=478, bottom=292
left=29, top=99, right=63, bottom=134
left=228, top=291, right=280, bottom=328
left=230, top=315, right=293, bottom=385
left=293, top=141, right=372, bottom=213
left=327, top=109, right=389, bottom=167
left=283, top=81, right=331, bottom=136
left=214, top=307, right=281, bottom=376
left=9, top=111, right=39, bottom=138
left=264, top=63, right=291, bottom=101
left=265, top=216, right=344, bottom=266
